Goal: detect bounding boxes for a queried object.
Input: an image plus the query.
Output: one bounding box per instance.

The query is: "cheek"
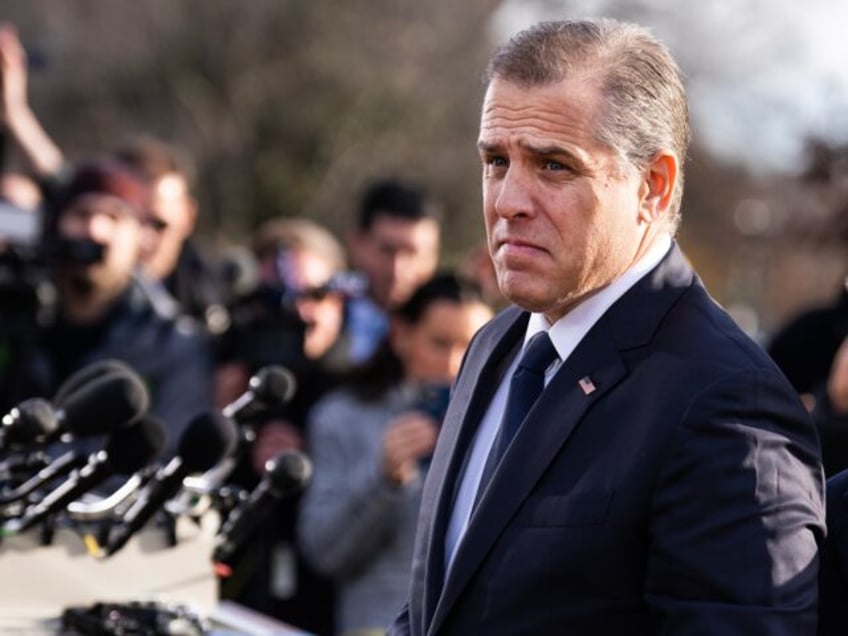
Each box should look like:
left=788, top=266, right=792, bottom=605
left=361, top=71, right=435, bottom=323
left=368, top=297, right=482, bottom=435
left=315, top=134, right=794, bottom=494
left=315, top=304, right=343, bottom=330
left=111, top=228, right=142, bottom=262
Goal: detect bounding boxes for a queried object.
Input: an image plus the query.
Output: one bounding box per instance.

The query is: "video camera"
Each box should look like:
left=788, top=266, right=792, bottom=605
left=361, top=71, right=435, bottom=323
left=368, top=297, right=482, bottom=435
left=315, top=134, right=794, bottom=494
left=0, top=197, right=102, bottom=337
left=223, top=268, right=366, bottom=372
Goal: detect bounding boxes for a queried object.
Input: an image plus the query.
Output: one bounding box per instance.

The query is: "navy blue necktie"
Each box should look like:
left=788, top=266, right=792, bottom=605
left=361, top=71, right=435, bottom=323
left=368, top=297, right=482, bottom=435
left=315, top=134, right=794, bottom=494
left=476, top=331, right=558, bottom=502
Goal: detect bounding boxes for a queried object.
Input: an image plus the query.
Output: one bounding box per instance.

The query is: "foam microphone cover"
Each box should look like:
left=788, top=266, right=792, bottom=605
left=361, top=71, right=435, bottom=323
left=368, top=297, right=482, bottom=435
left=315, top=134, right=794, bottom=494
left=265, top=450, right=313, bottom=497
left=251, top=365, right=297, bottom=405
left=2, top=398, right=59, bottom=447
left=53, top=359, right=135, bottom=407
left=105, top=415, right=166, bottom=475
left=61, top=370, right=150, bottom=438
left=178, top=411, right=238, bottom=473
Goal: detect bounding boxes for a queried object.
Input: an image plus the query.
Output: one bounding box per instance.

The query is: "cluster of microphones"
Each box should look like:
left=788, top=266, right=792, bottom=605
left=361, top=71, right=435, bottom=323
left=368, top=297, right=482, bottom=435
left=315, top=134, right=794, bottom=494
left=0, top=359, right=312, bottom=575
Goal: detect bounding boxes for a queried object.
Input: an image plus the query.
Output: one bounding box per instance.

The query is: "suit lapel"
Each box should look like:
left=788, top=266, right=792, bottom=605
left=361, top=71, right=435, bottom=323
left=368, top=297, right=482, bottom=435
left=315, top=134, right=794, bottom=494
left=429, top=322, right=627, bottom=634
left=421, top=309, right=527, bottom=627
left=425, top=243, right=696, bottom=634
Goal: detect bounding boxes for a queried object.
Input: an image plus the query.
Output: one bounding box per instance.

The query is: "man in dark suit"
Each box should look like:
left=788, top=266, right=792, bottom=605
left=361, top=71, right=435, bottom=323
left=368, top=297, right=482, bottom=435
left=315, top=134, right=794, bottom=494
left=819, top=468, right=848, bottom=634
left=389, top=18, right=825, bottom=635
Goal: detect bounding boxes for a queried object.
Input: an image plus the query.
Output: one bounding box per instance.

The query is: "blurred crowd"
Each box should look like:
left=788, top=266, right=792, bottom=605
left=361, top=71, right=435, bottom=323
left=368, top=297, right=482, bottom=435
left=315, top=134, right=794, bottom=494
left=0, top=21, right=499, bottom=636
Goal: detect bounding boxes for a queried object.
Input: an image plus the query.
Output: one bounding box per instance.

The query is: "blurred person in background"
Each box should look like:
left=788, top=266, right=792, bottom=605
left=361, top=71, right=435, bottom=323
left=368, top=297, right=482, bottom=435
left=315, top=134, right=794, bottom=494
left=458, top=240, right=504, bottom=310
left=0, top=24, right=224, bottom=334
left=0, top=170, right=42, bottom=212
left=216, top=217, right=355, bottom=636
left=768, top=282, right=848, bottom=476
left=344, top=178, right=441, bottom=365
left=297, top=272, right=493, bottom=636
left=0, top=23, right=63, bottom=186
left=114, top=135, right=227, bottom=334
left=818, top=462, right=848, bottom=633
left=7, top=160, right=214, bottom=457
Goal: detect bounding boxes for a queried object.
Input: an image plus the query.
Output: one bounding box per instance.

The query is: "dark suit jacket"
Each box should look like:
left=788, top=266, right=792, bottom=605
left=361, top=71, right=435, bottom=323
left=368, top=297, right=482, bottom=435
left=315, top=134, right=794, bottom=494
left=390, top=244, right=825, bottom=635
left=818, top=468, right=848, bottom=635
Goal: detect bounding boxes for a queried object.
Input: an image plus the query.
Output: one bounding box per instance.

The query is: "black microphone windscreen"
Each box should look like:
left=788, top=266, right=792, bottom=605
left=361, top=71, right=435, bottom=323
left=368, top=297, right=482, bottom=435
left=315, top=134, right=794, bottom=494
left=53, top=359, right=134, bottom=407
left=265, top=450, right=312, bottom=497
left=2, top=398, right=59, bottom=446
left=250, top=365, right=297, bottom=405
left=177, top=411, right=237, bottom=473
left=104, top=416, right=166, bottom=475
left=60, top=370, right=150, bottom=437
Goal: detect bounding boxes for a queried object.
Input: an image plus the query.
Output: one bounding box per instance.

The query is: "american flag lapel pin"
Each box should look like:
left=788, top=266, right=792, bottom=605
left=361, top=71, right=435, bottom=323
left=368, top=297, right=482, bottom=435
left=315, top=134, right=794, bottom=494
left=578, top=376, right=596, bottom=395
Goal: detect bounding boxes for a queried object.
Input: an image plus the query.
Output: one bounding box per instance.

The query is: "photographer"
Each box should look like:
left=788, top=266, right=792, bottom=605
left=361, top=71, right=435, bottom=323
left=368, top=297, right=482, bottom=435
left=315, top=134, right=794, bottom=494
left=296, top=272, right=492, bottom=635
left=0, top=159, right=215, bottom=456
left=768, top=281, right=848, bottom=476
left=0, top=24, right=224, bottom=334
left=216, top=217, right=356, bottom=636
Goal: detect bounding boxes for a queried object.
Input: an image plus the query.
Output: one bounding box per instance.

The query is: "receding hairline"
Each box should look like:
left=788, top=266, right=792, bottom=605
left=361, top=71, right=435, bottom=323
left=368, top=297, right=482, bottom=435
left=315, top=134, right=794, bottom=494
left=483, top=19, right=668, bottom=86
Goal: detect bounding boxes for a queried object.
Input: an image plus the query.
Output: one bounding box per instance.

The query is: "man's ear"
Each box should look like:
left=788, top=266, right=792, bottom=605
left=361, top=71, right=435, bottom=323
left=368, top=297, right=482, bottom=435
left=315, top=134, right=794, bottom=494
left=638, top=151, right=678, bottom=224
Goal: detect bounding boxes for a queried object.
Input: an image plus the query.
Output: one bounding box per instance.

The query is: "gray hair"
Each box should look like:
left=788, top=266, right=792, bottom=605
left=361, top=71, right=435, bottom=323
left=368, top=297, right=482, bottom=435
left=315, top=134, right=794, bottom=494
left=486, top=19, right=691, bottom=230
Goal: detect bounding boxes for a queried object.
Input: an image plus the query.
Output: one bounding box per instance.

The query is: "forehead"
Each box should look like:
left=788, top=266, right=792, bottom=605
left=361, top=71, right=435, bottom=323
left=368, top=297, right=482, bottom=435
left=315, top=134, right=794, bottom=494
left=154, top=172, right=189, bottom=199
left=288, top=248, right=336, bottom=284
left=479, top=76, right=604, bottom=149
left=414, top=299, right=491, bottom=338
left=369, top=215, right=439, bottom=247
left=62, top=192, right=141, bottom=221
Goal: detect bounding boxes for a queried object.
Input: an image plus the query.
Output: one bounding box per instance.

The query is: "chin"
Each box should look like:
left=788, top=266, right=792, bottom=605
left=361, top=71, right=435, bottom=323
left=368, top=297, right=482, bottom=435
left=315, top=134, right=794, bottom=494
left=500, top=289, right=548, bottom=313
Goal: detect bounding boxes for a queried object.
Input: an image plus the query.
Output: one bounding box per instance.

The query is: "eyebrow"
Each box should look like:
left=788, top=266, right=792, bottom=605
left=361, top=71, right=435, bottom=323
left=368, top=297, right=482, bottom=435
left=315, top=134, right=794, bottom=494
left=521, top=141, right=582, bottom=162
left=478, top=139, right=587, bottom=170
left=478, top=139, right=579, bottom=158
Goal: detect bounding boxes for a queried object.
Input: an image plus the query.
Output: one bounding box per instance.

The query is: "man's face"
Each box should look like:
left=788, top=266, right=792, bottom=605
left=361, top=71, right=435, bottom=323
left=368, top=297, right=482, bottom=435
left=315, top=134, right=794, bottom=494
left=141, top=172, right=196, bottom=279
left=57, top=192, right=144, bottom=295
left=351, top=215, right=439, bottom=310
left=263, top=248, right=345, bottom=361
left=479, top=76, right=654, bottom=323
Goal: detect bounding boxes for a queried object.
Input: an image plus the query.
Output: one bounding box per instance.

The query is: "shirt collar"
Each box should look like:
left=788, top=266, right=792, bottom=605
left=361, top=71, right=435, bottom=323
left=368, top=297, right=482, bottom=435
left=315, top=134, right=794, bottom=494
left=526, top=234, right=672, bottom=362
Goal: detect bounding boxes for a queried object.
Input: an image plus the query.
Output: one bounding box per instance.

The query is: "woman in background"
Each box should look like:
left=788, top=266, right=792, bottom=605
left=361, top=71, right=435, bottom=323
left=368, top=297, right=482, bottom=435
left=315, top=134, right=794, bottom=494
left=297, top=271, right=493, bottom=636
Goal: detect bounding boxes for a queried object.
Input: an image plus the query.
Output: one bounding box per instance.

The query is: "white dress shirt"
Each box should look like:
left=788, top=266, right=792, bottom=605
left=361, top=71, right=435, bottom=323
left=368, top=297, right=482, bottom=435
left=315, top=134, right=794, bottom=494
left=443, top=234, right=672, bottom=574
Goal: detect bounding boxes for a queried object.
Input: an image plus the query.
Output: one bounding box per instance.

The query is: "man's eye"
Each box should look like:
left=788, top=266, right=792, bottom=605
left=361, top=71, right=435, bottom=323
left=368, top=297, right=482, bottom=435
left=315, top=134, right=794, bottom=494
left=484, top=156, right=507, bottom=167
left=544, top=160, right=566, bottom=171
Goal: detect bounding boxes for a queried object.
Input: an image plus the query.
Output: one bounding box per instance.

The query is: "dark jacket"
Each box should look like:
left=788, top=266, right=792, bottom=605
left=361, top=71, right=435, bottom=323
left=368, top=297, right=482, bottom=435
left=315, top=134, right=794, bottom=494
left=391, top=243, right=824, bottom=636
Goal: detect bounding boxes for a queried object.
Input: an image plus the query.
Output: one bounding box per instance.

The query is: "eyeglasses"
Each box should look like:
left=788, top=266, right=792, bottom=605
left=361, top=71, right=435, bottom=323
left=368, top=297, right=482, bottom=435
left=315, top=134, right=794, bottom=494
left=291, top=285, right=333, bottom=302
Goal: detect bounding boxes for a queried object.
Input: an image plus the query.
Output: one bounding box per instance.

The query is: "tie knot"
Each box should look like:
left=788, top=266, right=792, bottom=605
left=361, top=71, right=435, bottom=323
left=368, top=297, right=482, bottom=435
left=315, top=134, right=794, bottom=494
left=518, top=331, right=558, bottom=375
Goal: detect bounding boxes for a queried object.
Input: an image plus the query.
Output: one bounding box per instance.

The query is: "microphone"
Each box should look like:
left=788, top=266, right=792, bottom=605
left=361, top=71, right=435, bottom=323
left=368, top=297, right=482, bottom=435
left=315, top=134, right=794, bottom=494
left=222, top=365, right=297, bottom=424
left=0, top=450, right=86, bottom=506
left=212, top=450, right=312, bottom=574
left=65, top=472, right=148, bottom=522
left=3, top=416, right=165, bottom=534
left=0, top=398, right=59, bottom=449
left=0, top=369, right=150, bottom=450
left=103, top=411, right=237, bottom=556
left=53, top=358, right=135, bottom=407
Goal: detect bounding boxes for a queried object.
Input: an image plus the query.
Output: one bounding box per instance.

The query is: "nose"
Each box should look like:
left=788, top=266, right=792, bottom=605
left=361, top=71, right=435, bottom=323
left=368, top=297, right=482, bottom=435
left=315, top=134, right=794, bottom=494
left=492, top=166, right=534, bottom=220
left=87, top=214, right=114, bottom=242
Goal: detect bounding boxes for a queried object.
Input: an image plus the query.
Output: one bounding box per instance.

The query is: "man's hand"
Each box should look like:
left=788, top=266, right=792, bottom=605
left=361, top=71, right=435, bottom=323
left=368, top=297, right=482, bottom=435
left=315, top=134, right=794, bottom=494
left=381, top=411, right=439, bottom=486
